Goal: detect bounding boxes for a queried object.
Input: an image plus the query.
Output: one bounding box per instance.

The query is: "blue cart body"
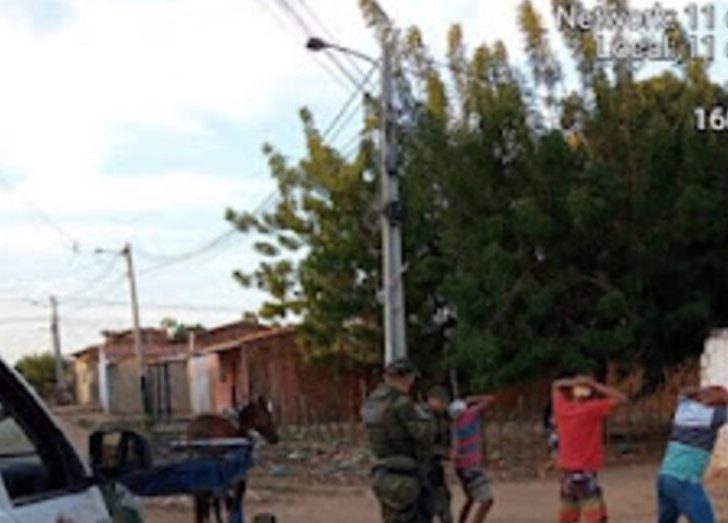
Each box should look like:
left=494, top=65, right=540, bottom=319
left=114, top=439, right=255, bottom=523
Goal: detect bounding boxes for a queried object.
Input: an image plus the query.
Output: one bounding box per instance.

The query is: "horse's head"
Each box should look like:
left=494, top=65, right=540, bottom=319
left=237, top=396, right=279, bottom=445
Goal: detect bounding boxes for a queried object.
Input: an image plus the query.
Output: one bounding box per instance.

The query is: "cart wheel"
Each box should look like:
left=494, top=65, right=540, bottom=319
left=252, top=513, right=277, bottom=523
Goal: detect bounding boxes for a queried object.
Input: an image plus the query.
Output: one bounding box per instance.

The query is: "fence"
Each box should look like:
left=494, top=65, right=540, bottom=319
left=483, top=392, right=675, bottom=478
left=268, top=382, right=680, bottom=479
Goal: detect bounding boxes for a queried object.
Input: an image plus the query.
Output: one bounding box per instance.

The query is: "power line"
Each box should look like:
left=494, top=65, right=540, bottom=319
left=62, top=272, right=128, bottom=316
left=138, top=229, right=237, bottom=266
left=339, top=130, right=368, bottom=160
left=137, top=230, right=238, bottom=275
left=323, top=62, right=378, bottom=143
left=256, top=0, right=350, bottom=92
left=272, top=0, right=364, bottom=89
left=34, top=253, right=118, bottom=299
left=0, top=172, right=80, bottom=252
left=253, top=190, right=279, bottom=215
left=61, top=255, right=122, bottom=303
left=54, top=297, right=245, bottom=313
left=136, top=189, right=279, bottom=276
left=294, top=0, right=368, bottom=78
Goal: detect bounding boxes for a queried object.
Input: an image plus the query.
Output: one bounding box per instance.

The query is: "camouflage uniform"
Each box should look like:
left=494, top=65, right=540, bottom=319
left=362, top=364, right=433, bottom=523
left=426, top=407, right=453, bottom=523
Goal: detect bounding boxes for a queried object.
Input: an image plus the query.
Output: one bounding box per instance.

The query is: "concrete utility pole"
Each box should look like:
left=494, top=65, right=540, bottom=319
left=379, top=36, right=407, bottom=364
left=306, top=31, right=408, bottom=365
left=121, top=242, right=148, bottom=414
left=49, top=295, right=64, bottom=393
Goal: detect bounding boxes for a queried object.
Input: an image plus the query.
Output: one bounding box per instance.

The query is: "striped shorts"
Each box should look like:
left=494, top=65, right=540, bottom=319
left=559, top=471, right=607, bottom=523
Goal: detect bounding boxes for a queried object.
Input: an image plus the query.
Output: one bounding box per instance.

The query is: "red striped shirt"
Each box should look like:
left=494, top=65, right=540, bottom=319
left=452, top=406, right=483, bottom=469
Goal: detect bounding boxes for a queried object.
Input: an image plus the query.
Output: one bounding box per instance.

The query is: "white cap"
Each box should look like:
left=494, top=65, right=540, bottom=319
left=448, top=399, right=467, bottom=419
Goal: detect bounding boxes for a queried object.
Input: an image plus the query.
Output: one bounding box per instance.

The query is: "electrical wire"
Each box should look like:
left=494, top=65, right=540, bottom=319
left=294, top=0, right=368, bottom=78
left=0, top=172, right=80, bottom=252
left=339, top=130, right=368, bottom=159
left=323, top=62, right=378, bottom=143
left=136, top=189, right=279, bottom=276
left=57, top=297, right=245, bottom=313
left=139, top=229, right=237, bottom=265
left=60, top=255, right=122, bottom=303
left=61, top=272, right=128, bottom=316
left=272, top=0, right=364, bottom=89
left=136, top=230, right=237, bottom=275
left=256, top=0, right=350, bottom=92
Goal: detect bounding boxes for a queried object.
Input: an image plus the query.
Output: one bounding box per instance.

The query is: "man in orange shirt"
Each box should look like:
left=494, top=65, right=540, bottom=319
left=552, top=375, right=627, bottom=523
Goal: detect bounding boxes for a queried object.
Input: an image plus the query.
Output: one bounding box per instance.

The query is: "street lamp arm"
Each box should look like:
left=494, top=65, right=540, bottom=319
left=306, top=37, right=379, bottom=66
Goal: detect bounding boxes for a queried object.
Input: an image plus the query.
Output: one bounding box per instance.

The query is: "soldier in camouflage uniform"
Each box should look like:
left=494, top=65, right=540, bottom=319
left=425, top=386, right=454, bottom=523
left=362, top=358, right=433, bottom=523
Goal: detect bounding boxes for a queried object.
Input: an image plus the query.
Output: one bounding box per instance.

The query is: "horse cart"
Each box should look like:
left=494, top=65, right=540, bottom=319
left=90, top=428, right=277, bottom=523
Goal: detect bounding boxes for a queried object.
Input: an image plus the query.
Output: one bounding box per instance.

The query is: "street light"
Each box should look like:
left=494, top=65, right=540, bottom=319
left=307, top=35, right=407, bottom=365
left=306, top=37, right=379, bottom=66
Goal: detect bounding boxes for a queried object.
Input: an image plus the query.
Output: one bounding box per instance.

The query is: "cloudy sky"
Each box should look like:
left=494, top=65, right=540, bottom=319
left=0, top=0, right=722, bottom=364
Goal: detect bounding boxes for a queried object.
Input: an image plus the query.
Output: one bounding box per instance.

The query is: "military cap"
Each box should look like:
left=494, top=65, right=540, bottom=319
left=384, top=357, right=420, bottom=377
left=427, top=385, right=451, bottom=402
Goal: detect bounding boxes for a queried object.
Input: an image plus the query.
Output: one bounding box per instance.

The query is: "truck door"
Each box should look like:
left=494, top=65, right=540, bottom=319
left=0, top=363, right=110, bottom=523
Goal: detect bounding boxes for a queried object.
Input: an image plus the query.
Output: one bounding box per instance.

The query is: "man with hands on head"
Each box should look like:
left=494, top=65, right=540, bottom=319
left=449, top=393, right=497, bottom=523
left=657, top=385, right=728, bottom=523
left=552, top=374, right=627, bottom=523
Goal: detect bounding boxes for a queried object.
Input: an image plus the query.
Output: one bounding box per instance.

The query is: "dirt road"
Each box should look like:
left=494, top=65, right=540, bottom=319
left=141, top=463, right=728, bottom=523
left=53, top=411, right=728, bottom=522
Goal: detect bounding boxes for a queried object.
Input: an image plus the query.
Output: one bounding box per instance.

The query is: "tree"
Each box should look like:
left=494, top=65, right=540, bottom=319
left=229, top=0, right=728, bottom=391
left=226, top=107, right=382, bottom=372
left=160, top=318, right=207, bottom=342
left=15, top=353, right=58, bottom=395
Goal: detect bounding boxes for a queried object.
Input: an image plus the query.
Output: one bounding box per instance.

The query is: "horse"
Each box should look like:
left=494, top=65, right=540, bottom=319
left=187, top=396, right=279, bottom=523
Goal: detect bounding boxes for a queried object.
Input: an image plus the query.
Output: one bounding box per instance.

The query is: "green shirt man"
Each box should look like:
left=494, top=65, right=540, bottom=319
left=425, top=385, right=454, bottom=523
left=362, top=358, right=433, bottom=523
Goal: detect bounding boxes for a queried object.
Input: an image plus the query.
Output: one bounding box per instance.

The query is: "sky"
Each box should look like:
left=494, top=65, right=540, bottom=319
left=0, top=0, right=724, bottom=364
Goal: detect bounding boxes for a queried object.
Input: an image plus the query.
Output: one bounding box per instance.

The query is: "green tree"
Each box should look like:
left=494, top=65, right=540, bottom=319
left=15, top=353, right=58, bottom=394
left=160, top=318, right=207, bottom=342
left=230, top=0, right=728, bottom=391
left=226, top=107, right=381, bottom=371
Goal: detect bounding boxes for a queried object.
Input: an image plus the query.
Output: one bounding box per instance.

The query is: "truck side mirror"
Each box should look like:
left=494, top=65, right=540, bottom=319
left=89, top=429, right=152, bottom=479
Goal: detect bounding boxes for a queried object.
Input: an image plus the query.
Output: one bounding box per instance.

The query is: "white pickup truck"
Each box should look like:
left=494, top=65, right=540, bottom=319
left=0, top=357, right=113, bottom=523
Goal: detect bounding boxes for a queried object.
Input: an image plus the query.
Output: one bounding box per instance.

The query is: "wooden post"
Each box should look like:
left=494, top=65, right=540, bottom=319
left=517, top=395, right=524, bottom=471
left=496, top=403, right=504, bottom=474
left=530, top=391, right=536, bottom=475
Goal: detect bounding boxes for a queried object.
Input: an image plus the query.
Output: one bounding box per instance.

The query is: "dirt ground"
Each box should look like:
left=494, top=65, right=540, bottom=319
left=53, top=409, right=728, bottom=522
left=141, top=464, right=728, bottom=523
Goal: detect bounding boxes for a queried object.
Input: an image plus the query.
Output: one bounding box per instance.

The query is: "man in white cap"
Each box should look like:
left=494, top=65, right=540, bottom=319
left=448, top=393, right=496, bottom=523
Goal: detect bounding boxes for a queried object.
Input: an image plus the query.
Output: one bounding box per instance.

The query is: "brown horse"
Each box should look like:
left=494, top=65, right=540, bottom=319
left=187, top=396, right=279, bottom=523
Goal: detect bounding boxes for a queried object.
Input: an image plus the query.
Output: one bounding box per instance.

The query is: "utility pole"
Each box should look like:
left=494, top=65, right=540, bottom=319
left=121, top=242, right=148, bottom=414
left=305, top=32, right=408, bottom=365
left=49, top=295, right=64, bottom=397
left=380, top=35, right=407, bottom=364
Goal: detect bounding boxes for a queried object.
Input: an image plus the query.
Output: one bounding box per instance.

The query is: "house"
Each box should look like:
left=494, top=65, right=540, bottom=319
left=71, top=327, right=188, bottom=414
left=191, top=326, right=369, bottom=425
left=71, top=319, right=369, bottom=423
left=73, top=343, right=102, bottom=407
